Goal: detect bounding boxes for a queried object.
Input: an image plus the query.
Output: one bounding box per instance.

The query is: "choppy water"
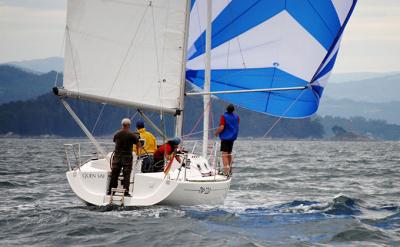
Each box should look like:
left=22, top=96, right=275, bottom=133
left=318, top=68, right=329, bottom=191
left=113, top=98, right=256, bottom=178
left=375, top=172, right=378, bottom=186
left=1, top=139, right=399, bottom=246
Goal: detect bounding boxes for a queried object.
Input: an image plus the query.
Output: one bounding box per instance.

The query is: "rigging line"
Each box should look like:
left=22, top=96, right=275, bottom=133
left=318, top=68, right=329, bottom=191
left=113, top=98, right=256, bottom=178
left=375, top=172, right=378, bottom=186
left=151, top=3, right=161, bottom=81
left=226, top=39, right=231, bottom=70
left=236, top=35, right=246, bottom=69
left=53, top=29, right=66, bottom=87
left=209, top=101, right=216, bottom=158
left=103, top=0, right=147, bottom=8
left=129, top=111, right=139, bottom=121
left=66, top=26, right=81, bottom=93
left=262, top=89, right=307, bottom=138
left=208, top=100, right=215, bottom=143
left=159, top=0, right=171, bottom=78
left=91, top=5, right=149, bottom=134
left=104, top=5, right=149, bottom=97
left=195, top=0, right=203, bottom=46
left=182, top=127, right=218, bottom=138
left=91, top=103, right=106, bottom=134
left=150, top=3, right=166, bottom=142
left=184, top=101, right=211, bottom=139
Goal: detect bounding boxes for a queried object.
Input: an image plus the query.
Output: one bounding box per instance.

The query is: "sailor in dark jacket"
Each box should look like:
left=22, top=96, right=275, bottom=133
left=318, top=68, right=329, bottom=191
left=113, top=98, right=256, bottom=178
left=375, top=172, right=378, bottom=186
left=108, top=118, right=140, bottom=196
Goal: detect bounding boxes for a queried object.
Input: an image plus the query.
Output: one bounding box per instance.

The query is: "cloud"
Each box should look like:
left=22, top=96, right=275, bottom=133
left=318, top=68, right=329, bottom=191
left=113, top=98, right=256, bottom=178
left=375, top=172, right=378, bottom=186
left=0, top=0, right=66, bottom=10
left=334, top=0, right=400, bottom=72
left=0, top=0, right=399, bottom=73
left=0, top=3, right=66, bottom=63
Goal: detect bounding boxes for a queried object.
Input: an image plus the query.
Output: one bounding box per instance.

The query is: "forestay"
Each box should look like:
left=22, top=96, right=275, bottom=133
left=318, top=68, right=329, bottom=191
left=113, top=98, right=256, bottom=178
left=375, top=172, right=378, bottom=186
left=186, top=0, right=357, bottom=118
left=64, top=0, right=187, bottom=111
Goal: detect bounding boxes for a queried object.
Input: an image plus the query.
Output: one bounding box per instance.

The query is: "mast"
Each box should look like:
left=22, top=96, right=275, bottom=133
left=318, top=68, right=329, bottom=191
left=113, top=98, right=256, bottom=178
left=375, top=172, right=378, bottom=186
left=202, top=0, right=212, bottom=158
left=175, top=0, right=192, bottom=139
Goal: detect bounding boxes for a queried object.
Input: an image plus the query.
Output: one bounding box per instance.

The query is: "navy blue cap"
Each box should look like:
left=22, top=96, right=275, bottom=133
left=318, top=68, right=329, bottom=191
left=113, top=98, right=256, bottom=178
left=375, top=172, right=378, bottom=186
left=169, top=137, right=181, bottom=146
left=136, top=120, right=145, bottom=129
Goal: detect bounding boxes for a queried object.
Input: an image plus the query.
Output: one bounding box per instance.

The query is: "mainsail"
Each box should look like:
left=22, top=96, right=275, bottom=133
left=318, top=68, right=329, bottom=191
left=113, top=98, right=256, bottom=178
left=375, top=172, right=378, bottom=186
left=63, top=0, right=188, bottom=113
left=186, top=0, right=357, bottom=118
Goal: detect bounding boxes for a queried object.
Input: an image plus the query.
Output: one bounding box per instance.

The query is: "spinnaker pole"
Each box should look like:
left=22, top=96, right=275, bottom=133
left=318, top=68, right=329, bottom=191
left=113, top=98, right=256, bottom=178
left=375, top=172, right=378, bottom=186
left=202, top=0, right=212, bottom=158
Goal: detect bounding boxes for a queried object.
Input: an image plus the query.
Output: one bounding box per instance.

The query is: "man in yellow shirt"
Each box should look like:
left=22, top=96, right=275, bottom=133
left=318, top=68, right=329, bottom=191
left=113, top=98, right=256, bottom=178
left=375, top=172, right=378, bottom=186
left=133, top=120, right=157, bottom=173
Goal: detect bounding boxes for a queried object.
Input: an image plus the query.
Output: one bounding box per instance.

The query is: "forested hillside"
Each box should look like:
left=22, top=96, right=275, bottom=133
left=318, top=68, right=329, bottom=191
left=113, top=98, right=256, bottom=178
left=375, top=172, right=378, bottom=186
left=0, top=65, right=62, bottom=104
left=2, top=65, right=399, bottom=140
left=0, top=92, right=325, bottom=138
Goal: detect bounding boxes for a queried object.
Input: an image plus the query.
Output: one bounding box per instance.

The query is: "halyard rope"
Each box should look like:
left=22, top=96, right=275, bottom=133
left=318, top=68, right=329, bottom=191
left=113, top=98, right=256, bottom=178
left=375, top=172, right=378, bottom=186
left=262, top=89, right=308, bottom=138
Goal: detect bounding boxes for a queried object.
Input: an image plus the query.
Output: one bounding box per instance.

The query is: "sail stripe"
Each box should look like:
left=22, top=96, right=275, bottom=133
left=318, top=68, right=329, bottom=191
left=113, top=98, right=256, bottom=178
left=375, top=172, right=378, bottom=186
left=186, top=68, right=318, bottom=118
left=186, top=0, right=357, bottom=118
left=189, top=0, right=343, bottom=60
left=187, top=11, right=326, bottom=81
left=315, top=51, right=338, bottom=83
left=187, top=0, right=231, bottom=57
left=189, top=0, right=284, bottom=60
left=311, top=0, right=357, bottom=82
left=286, top=0, right=341, bottom=49
left=331, top=0, right=355, bottom=25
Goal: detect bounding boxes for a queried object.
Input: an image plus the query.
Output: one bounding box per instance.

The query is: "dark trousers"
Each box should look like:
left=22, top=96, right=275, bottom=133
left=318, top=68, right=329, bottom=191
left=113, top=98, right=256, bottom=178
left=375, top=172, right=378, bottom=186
left=152, top=158, right=165, bottom=172
left=108, top=154, right=132, bottom=193
left=141, top=155, right=154, bottom=173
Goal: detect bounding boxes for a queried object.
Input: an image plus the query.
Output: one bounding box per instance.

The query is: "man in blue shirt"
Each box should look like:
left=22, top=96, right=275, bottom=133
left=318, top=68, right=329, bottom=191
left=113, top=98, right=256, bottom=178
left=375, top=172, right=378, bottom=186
left=214, top=104, right=239, bottom=176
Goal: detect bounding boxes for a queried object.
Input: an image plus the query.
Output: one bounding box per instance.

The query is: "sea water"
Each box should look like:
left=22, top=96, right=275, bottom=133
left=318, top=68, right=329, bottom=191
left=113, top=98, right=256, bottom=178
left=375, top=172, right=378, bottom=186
left=0, top=139, right=399, bottom=246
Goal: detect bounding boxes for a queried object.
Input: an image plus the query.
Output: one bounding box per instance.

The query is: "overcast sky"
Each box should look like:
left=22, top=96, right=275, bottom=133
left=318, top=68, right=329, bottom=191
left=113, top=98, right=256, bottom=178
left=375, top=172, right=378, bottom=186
left=0, top=0, right=399, bottom=73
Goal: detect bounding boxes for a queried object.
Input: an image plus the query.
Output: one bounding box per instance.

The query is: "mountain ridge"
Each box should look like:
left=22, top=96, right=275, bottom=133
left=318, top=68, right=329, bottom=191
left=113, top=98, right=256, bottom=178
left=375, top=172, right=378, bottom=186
left=4, top=57, right=63, bottom=74
left=0, top=65, right=61, bottom=104
left=322, top=73, right=400, bottom=103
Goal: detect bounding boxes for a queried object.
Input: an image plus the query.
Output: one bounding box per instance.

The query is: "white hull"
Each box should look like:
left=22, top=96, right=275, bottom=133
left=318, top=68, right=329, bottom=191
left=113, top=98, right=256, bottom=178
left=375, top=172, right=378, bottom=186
left=66, top=153, right=231, bottom=207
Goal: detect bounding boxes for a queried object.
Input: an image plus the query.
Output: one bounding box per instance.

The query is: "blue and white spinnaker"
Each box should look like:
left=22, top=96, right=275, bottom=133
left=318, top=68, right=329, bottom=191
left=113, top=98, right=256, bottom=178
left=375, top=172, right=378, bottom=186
left=186, top=0, right=357, bottom=118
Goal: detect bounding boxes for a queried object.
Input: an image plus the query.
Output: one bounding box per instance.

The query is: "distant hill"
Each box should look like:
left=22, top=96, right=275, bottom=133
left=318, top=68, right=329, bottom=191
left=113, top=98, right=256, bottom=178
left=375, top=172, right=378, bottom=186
left=5, top=57, right=63, bottom=74
left=330, top=125, right=371, bottom=141
left=329, top=72, right=398, bottom=84
left=0, top=65, right=62, bottom=104
left=323, top=74, right=400, bottom=103
left=318, top=116, right=400, bottom=141
left=1, top=64, right=399, bottom=139
left=318, top=73, right=400, bottom=124
left=318, top=98, right=400, bottom=125
left=2, top=92, right=399, bottom=140
left=0, top=93, right=324, bottom=139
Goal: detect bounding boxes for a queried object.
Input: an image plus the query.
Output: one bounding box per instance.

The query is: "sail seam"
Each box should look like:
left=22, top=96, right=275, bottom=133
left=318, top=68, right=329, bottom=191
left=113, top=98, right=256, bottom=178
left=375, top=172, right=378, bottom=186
left=305, top=0, right=337, bottom=37
left=195, top=0, right=261, bottom=57
left=264, top=67, right=277, bottom=113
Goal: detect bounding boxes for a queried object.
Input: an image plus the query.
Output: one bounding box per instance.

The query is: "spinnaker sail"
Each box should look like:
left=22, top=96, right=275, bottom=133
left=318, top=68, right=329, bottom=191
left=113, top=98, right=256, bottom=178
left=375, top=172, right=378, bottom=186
left=186, top=0, right=357, bottom=118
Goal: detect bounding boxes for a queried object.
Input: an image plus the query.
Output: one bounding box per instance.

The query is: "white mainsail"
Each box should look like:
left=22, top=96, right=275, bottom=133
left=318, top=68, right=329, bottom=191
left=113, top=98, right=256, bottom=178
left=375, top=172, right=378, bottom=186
left=63, top=0, right=187, bottom=112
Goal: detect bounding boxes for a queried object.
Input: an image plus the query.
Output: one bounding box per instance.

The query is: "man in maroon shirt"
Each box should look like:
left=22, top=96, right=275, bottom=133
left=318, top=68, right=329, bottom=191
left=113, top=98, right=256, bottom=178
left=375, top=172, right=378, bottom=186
left=152, top=137, right=182, bottom=172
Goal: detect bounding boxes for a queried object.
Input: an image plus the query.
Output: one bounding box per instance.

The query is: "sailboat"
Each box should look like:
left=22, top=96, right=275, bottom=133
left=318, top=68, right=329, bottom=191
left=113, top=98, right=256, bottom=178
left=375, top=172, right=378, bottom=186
left=53, top=0, right=357, bottom=206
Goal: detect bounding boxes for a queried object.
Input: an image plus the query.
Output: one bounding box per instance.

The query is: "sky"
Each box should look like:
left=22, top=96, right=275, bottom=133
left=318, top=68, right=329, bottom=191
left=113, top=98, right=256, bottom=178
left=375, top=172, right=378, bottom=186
left=0, top=0, right=399, bottom=73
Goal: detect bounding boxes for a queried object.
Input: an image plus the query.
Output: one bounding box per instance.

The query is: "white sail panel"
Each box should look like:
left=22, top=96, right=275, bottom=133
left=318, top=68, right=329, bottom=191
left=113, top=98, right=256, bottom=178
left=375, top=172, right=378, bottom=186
left=64, top=0, right=187, bottom=110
